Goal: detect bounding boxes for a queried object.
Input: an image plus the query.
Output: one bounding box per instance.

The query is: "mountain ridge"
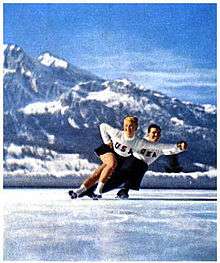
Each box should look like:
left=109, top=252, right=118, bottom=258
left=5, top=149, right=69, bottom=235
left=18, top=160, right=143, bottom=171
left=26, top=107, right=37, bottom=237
left=3, top=44, right=217, bottom=177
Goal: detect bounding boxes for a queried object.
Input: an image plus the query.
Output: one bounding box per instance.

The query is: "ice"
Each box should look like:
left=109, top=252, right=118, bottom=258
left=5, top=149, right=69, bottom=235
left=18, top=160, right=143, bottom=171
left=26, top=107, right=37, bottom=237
left=3, top=189, right=216, bottom=261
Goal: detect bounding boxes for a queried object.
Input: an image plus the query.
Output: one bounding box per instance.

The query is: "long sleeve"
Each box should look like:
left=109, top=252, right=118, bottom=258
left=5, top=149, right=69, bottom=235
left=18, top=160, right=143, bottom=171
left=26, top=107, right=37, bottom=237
left=99, top=123, right=119, bottom=144
left=133, top=139, right=185, bottom=165
left=161, top=144, right=184, bottom=155
left=135, top=139, right=177, bottom=152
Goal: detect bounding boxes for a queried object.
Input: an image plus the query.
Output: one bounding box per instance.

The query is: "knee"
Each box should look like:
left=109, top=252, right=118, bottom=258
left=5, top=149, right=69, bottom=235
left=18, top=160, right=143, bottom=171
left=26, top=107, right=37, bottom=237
left=101, top=154, right=117, bottom=171
left=106, top=158, right=117, bottom=171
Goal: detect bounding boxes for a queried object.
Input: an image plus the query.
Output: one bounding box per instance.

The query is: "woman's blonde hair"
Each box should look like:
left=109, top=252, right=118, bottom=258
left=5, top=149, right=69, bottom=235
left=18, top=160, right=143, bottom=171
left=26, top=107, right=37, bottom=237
left=124, top=116, right=138, bottom=128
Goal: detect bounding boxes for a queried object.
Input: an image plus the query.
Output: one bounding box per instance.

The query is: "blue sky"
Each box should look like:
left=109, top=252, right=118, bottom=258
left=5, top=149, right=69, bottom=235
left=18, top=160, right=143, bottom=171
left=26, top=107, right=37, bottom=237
left=4, top=3, right=217, bottom=104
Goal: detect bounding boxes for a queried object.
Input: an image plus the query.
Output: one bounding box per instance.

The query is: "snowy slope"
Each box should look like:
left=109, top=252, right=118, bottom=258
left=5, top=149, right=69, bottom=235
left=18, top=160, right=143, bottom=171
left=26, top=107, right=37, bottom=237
left=4, top=78, right=216, bottom=171
left=3, top=45, right=217, bottom=186
left=4, top=44, right=102, bottom=111
left=3, top=144, right=216, bottom=189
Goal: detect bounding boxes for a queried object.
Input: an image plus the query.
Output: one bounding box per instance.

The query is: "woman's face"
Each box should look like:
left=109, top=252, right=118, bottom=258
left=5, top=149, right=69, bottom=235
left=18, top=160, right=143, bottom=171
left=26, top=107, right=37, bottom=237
left=123, top=119, right=137, bottom=138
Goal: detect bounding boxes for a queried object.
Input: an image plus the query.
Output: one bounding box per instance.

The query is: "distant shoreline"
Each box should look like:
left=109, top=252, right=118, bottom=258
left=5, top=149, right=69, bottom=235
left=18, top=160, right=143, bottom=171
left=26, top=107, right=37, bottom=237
left=3, top=170, right=217, bottom=190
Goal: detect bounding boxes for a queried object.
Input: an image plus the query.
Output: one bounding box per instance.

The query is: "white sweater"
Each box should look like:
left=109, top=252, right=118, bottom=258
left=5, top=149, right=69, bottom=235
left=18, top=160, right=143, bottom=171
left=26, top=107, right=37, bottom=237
left=100, top=123, right=184, bottom=161
left=133, top=138, right=183, bottom=165
left=99, top=123, right=140, bottom=157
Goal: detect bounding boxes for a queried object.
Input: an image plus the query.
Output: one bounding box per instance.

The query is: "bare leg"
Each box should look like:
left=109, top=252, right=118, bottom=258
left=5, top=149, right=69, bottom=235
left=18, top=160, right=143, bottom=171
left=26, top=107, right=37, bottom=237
left=99, top=153, right=117, bottom=183
left=94, top=153, right=117, bottom=195
left=70, top=153, right=117, bottom=198
left=83, top=163, right=106, bottom=188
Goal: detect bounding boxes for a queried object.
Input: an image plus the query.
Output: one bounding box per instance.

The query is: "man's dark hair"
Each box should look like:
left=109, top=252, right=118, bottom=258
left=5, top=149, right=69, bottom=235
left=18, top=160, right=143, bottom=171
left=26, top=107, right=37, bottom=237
left=148, top=123, right=161, bottom=133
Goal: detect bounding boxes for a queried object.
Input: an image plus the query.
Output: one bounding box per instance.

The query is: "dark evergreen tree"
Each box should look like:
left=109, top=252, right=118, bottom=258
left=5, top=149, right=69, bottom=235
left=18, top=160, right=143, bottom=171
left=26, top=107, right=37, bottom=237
left=165, top=155, right=183, bottom=173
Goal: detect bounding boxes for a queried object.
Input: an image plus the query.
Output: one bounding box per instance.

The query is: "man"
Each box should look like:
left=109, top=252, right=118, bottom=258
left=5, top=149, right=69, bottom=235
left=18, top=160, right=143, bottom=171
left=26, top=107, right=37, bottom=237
left=115, top=123, right=187, bottom=198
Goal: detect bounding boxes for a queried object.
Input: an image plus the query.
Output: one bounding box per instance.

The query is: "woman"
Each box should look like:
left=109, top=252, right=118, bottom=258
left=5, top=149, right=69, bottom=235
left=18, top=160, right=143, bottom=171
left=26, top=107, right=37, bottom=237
left=68, top=116, right=139, bottom=199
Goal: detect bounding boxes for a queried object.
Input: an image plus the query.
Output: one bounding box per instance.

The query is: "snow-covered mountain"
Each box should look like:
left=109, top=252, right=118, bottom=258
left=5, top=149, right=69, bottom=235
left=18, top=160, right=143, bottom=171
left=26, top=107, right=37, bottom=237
left=4, top=44, right=102, bottom=111
left=3, top=44, right=217, bottom=187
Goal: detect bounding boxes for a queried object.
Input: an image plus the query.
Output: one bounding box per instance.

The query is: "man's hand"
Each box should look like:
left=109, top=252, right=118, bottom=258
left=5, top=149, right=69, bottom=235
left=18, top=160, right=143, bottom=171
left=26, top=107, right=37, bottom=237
left=177, top=140, right=188, bottom=151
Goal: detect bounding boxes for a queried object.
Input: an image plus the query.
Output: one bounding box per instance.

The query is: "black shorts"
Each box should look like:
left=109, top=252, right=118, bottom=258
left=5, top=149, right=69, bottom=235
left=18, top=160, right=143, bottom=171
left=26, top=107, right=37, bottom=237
left=94, top=144, right=114, bottom=156
left=94, top=144, right=129, bottom=168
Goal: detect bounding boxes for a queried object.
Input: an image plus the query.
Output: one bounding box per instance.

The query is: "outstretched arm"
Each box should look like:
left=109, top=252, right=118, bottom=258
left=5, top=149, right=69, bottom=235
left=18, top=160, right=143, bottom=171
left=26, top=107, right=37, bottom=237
left=162, top=140, right=188, bottom=155
left=135, top=139, right=188, bottom=155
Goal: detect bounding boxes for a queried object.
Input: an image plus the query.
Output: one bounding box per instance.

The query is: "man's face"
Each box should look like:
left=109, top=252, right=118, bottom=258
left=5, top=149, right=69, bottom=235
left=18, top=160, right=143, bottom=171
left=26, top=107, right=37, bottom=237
left=147, top=127, right=161, bottom=142
left=123, top=119, right=137, bottom=138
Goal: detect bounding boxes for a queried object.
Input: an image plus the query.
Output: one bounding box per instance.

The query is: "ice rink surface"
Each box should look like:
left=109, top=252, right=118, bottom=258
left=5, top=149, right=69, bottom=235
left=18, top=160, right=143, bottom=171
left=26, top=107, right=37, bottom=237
left=3, top=188, right=217, bottom=261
